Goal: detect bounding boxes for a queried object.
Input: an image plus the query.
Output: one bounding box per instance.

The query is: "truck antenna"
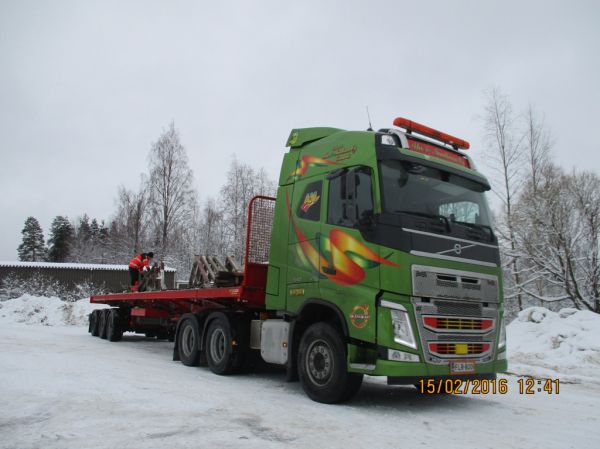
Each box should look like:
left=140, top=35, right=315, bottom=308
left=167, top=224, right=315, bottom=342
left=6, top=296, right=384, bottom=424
left=366, top=106, right=373, bottom=131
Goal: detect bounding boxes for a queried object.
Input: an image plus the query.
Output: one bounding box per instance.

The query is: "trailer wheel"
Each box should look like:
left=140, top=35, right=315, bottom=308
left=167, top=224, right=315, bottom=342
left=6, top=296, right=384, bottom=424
left=178, top=317, right=202, bottom=366
left=205, top=314, right=244, bottom=375
left=297, top=322, right=363, bottom=403
left=106, top=309, right=123, bottom=342
left=90, top=310, right=100, bottom=336
left=99, top=309, right=109, bottom=339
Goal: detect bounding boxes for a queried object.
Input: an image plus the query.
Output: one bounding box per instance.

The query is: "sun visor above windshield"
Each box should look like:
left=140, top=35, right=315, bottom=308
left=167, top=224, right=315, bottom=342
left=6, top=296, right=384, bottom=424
left=375, top=144, right=491, bottom=191
left=406, top=137, right=471, bottom=168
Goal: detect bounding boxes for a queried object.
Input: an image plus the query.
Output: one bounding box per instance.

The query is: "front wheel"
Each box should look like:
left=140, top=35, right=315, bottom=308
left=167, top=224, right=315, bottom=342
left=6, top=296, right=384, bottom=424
left=297, top=322, right=363, bottom=403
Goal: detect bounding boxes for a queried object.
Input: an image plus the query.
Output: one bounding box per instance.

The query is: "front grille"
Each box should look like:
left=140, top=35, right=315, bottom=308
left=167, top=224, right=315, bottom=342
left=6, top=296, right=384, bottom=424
left=428, top=342, right=491, bottom=358
left=412, top=297, right=498, bottom=365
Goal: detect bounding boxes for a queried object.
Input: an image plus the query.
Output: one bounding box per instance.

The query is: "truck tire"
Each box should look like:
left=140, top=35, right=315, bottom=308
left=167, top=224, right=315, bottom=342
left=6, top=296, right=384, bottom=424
left=106, top=309, right=123, bottom=342
left=205, top=313, right=245, bottom=375
left=99, top=309, right=109, bottom=339
left=90, top=310, right=100, bottom=336
left=297, top=322, right=363, bottom=403
left=177, top=317, right=202, bottom=366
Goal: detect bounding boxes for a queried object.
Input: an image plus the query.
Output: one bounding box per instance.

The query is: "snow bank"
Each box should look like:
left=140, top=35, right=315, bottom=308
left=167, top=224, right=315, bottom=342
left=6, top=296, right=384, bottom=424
left=507, top=306, right=600, bottom=384
left=0, top=294, right=106, bottom=326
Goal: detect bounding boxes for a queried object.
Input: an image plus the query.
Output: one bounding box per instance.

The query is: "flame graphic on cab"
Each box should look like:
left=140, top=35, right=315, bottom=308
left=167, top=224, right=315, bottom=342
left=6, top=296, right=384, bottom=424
left=287, top=192, right=399, bottom=285
left=290, top=156, right=338, bottom=179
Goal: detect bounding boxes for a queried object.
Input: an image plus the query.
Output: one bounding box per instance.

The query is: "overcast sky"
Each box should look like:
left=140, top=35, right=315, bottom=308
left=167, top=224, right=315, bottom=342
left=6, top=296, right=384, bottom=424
left=1, top=0, right=599, bottom=260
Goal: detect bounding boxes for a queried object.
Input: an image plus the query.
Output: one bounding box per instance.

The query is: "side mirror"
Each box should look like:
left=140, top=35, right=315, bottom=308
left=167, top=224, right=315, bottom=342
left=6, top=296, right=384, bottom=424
left=358, top=210, right=376, bottom=230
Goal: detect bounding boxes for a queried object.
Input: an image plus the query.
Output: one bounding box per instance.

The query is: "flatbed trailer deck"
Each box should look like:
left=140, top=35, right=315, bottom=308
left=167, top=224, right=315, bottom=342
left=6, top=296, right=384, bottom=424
left=89, top=196, right=274, bottom=342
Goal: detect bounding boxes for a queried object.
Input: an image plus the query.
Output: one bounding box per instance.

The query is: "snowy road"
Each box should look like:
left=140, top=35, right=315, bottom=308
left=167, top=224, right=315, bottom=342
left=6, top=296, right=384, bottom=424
left=1, top=323, right=598, bottom=449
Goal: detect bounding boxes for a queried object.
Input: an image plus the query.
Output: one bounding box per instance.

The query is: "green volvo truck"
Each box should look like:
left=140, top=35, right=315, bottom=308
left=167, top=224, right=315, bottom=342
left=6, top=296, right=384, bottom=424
left=89, top=117, right=507, bottom=403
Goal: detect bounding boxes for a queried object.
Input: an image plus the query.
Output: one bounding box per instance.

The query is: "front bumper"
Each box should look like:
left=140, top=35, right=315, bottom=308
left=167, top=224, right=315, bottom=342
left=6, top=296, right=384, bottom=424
left=348, top=357, right=507, bottom=377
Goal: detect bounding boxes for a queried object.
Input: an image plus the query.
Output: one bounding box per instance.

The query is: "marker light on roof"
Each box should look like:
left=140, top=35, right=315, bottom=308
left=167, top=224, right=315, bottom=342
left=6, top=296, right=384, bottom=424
left=393, top=117, right=470, bottom=150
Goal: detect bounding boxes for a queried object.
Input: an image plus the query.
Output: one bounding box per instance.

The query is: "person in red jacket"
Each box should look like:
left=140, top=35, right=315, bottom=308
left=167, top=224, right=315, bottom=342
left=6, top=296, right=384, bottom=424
left=128, top=252, right=153, bottom=291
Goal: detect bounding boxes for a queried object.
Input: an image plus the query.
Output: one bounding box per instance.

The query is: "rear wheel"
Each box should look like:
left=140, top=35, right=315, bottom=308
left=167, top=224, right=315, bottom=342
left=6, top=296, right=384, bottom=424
left=98, top=309, right=109, bottom=339
left=90, top=310, right=100, bottom=336
left=106, top=309, right=124, bottom=342
left=205, top=313, right=246, bottom=375
left=297, top=322, right=363, bottom=403
left=177, top=317, right=201, bottom=366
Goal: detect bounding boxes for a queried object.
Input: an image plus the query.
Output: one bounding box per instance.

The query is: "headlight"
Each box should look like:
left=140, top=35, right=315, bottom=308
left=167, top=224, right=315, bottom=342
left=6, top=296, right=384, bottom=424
left=390, top=308, right=417, bottom=349
left=498, top=315, right=506, bottom=349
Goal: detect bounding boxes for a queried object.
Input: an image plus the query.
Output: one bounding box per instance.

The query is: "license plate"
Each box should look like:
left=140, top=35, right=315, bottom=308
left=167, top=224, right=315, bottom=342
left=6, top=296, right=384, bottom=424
left=449, top=360, right=476, bottom=374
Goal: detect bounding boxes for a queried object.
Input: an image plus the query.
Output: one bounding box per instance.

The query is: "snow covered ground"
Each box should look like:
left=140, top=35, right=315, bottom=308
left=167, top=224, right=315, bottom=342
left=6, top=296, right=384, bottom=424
left=1, top=296, right=599, bottom=449
left=507, top=307, right=600, bottom=385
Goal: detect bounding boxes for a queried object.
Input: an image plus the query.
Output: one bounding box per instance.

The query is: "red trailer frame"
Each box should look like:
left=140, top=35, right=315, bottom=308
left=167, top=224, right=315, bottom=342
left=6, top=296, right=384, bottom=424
left=90, top=196, right=276, bottom=327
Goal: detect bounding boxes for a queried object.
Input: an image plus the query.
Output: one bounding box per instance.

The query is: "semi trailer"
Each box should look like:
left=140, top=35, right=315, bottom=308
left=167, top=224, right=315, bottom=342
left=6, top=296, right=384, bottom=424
left=89, top=117, right=507, bottom=403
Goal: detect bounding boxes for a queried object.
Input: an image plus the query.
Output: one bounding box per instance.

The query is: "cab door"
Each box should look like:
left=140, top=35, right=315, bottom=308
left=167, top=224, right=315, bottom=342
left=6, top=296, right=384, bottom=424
left=320, top=166, right=381, bottom=343
left=285, top=177, right=324, bottom=312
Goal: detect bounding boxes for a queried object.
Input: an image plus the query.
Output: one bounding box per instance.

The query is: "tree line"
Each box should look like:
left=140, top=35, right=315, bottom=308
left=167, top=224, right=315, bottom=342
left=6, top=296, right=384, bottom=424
left=17, top=122, right=275, bottom=277
left=482, top=88, right=599, bottom=314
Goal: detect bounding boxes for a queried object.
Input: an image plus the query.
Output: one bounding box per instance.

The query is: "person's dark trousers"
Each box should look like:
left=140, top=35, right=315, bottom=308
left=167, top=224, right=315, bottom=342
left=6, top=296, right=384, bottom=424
left=129, top=267, right=139, bottom=288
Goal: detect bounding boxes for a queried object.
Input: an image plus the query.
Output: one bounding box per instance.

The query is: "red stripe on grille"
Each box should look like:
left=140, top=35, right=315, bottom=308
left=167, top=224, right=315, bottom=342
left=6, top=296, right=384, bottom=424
left=423, top=316, right=493, bottom=331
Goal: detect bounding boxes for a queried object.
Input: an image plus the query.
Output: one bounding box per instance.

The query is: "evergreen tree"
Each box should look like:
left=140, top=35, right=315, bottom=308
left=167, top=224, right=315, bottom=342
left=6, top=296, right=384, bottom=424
left=90, top=218, right=100, bottom=240
left=17, top=217, right=46, bottom=261
left=47, top=216, right=74, bottom=262
left=78, top=214, right=92, bottom=243
left=97, top=220, right=110, bottom=263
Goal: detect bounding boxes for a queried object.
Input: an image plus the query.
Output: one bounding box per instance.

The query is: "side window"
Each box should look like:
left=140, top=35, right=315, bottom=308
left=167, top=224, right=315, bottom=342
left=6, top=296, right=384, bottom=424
left=296, top=181, right=322, bottom=221
left=327, top=166, right=373, bottom=227
left=328, top=175, right=344, bottom=225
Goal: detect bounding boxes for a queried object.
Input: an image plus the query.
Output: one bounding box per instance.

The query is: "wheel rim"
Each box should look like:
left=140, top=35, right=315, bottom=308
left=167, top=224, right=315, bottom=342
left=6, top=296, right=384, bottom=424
left=209, top=327, right=227, bottom=364
left=306, top=339, right=334, bottom=386
left=181, top=324, right=196, bottom=358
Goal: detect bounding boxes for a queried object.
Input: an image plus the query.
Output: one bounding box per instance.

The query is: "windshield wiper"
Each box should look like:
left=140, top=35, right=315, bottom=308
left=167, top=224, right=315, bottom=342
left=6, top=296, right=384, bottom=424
left=452, top=220, right=495, bottom=240
left=395, top=210, right=451, bottom=232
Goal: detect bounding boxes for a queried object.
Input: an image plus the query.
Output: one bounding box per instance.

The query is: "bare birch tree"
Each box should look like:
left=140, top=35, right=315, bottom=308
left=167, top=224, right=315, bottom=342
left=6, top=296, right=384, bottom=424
left=524, top=105, right=553, bottom=194
left=481, top=87, right=524, bottom=311
left=147, top=122, right=197, bottom=258
left=113, top=182, right=149, bottom=257
left=513, top=106, right=554, bottom=302
left=198, top=198, right=227, bottom=256
left=219, top=157, right=276, bottom=263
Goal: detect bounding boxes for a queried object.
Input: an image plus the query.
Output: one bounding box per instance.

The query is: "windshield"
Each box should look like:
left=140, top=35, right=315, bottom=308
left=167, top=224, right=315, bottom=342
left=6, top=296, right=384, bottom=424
left=379, top=160, right=493, bottom=228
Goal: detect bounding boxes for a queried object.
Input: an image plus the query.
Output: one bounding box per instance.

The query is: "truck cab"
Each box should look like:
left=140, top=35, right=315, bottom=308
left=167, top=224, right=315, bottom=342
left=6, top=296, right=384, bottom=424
left=265, top=117, right=507, bottom=402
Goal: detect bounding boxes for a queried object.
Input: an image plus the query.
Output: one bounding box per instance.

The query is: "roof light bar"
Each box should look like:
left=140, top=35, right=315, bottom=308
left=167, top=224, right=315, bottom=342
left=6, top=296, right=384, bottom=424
left=393, top=117, right=470, bottom=150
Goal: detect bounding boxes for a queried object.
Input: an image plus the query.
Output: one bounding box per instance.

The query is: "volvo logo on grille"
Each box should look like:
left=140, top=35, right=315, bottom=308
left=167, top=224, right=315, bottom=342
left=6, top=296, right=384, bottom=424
left=453, top=243, right=462, bottom=255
